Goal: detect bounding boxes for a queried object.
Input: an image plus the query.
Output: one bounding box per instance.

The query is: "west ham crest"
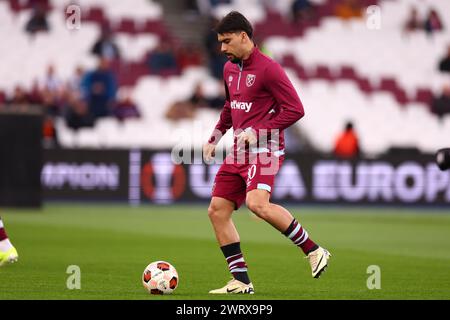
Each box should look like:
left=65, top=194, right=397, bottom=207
left=246, top=74, right=256, bottom=87
left=228, top=75, right=233, bottom=87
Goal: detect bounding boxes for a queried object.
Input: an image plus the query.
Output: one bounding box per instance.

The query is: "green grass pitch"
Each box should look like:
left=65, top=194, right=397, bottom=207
left=0, top=204, right=449, bottom=300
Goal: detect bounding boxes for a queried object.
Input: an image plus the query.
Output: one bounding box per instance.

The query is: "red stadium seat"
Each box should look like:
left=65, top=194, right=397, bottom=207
left=280, top=55, right=297, bottom=68
left=313, top=65, right=334, bottom=81
left=115, top=18, right=137, bottom=34
left=414, top=88, right=434, bottom=108
left=378, top=77, right=398, bottom=92
left=141, top=19, right=166, bottom=36
left=24, top=0, right=51, bottom=11
left=9, top=0, right=23, bottom=13
left=378, top=78, right=410, bottom=105
left=357, top=77, right=373, bottom=94
left=338, top=66, right=358, bottom=80
left=281, top=55, right=308, bottom=80
left=392, top=88, right=409, bottom=105
left=85, top=7, right=106, bottom=24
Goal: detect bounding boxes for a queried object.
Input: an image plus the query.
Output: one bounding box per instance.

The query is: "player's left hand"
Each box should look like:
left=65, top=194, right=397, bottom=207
left=236, top=128, right=257, bottom=147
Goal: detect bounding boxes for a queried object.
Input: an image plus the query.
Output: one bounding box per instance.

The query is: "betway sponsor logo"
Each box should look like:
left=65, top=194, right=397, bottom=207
left=231, top=100, right=252, bottom=112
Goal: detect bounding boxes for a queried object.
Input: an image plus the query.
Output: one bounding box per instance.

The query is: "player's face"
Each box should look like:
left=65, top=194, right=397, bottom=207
left=218, top=32, right=246, bottom=63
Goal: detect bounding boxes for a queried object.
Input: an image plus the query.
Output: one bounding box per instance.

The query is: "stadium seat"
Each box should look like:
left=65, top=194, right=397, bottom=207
left=114, top=18, right=137, bottom=34
left=85, top=6, right=106, bottom=24
left=313, top=65, right=335, bottom=81
left=338, top=66, right=358, bottom=81
left=75, top=127, right=101, bottom=148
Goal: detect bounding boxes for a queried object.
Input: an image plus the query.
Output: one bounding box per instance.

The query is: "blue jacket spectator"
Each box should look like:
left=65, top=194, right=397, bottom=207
left=81, top=59, right=117, bottom=119
left=148, top=43, right=178, bottom=75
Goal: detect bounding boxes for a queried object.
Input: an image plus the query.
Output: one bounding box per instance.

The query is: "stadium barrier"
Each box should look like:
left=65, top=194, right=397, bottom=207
left=41, top=149, right=450, bottom=206
left=0, top=109, right=42, bottom=208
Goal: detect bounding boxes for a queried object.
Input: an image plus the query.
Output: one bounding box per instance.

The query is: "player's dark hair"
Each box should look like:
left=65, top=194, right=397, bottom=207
left=214, top=11, right=253, bottom=39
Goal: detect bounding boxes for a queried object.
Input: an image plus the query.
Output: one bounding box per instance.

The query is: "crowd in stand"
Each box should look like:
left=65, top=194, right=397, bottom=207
left=403, top=6, right=444, bottom=36
left=1, top=0, right=450, bottom=152
left=399, top=5, right=450, bottom=118
left=290, top=0, right=364, bottom=24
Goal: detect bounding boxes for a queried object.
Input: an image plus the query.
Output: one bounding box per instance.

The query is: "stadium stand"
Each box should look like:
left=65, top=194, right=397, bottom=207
left=0, top=0, right=450, bottom=155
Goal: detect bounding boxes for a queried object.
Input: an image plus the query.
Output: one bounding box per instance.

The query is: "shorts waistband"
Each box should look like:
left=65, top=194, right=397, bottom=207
left=249, top=147, right=285, bottom=157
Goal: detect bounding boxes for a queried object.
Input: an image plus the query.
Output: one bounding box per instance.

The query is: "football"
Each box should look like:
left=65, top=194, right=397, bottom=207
left=142, top=261, right=179, bottom=295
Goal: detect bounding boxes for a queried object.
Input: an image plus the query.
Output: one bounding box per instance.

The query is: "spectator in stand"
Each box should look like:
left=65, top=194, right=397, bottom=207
left=40, top=65, right=64, bottom=116
left=205, top=17, right=219, bottom=53
left=334, top=0, right=362, bottom=20
left=5, top=86, right=32, bottom=112
left=184, top=0, right=201, bottom=15
left=431, top=84, right=450, bottom=119
left=28, top=79, right=43, bottom=105
left=27, top=0, right=50, bottom=10
left=204, top=18, right=227, bottom=79
left=166, top=82, right=226, bottom=120
left=67, top=65, right=85, bottom=94
left=42, top=115, right=58, bottom=148
left=176, top=44, right=204, bottom=71
left=195, top=0, right=232, bottom=16
left=165, top=83, right=204, bottom=121
left=81, top=58, right=117, bottom=120
left=334, top=121, right=360, bottom=159
left=42, top=65, right=62, bottom=92
left=424, top=8, right=443, bottom=35
left=147, top=42, right=178, bottom=75
left=113, top=89, right=141, bottom=122
left=438, top=45, right=450, bottom=73
left=403, top=7, right=422, bottom=34
left=40, top=88, right=61, bottom=116
left=25, top=4, right=49, bottom=34
left=189, top=82, right=227, bottom=110
left=166, top=83, right=213, bottom=121
left=0, top=91, right=5, bottom=106
left=165, top=100, right=196, bottom=121
left=207, top=83, right=226, bottom=110
left=189, top=83, right=210, bottom=108
left=209, top=0, right=232, bottom=6
left=65, top=98, right=95, bottom=130
left=91, top=25, right=121, bottom=61
left=291, top=0, right=315, bottom=24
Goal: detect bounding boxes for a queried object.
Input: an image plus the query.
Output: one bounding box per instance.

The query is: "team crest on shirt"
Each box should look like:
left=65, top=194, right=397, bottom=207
left=246, top=74, right=256, bottom=87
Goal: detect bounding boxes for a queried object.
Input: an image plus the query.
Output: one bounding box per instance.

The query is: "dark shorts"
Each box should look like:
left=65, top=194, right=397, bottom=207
left=211, top=153, right=284, bottom=210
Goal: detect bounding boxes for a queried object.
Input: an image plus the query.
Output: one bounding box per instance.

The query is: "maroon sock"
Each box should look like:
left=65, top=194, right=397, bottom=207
left=0, top=228, right=8, bottom=241
left=0, top=218, right=8, bottom=241
left=283, top=219, right=318, bottom=255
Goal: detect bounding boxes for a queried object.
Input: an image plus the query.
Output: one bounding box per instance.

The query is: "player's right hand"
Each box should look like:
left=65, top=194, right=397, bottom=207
left=203, top=143, right=216, bottom=163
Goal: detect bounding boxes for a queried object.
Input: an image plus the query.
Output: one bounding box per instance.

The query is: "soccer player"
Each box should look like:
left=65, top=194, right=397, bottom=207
left=0, top=217, right=19, bottom=266
left=203, top=11, right=331, bottom=294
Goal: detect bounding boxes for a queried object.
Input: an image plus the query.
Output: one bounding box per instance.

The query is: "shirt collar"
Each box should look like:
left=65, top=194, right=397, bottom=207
left=239, top=46, right=259, bottom=69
